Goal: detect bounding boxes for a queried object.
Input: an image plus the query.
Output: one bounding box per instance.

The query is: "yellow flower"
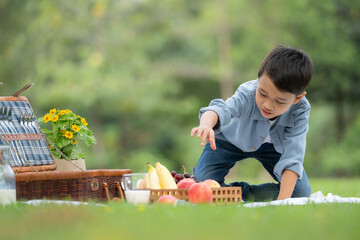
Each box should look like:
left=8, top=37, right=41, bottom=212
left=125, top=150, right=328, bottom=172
left=72, top=124, right=80, bottom=132
left=103, top=206, right=111, bottom=213
left=81, top=118, right=88, bottom=126
left=49, top=108, right=57, bottom=115
left=137, top=204, right=146, bottom=212
left=59, top=110, right=66, bottom=115
left=73, top=139, right=77, bottom=144
left=43, top=114, right=52, bottom=123
left=65, top=109, right=72, bottom=114
left=63, top=131, right=73, bottom=139
left=52, top=115, right=59, bottom=122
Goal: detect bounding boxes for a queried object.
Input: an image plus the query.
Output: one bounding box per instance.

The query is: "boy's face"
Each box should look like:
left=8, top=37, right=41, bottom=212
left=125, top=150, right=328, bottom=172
left=256, top=74, right=306, bottom=119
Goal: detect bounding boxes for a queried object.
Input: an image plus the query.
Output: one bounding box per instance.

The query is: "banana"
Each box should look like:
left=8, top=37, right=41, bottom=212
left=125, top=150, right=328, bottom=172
left=147, top=163, right=162, bottom=189
left=155, top=162, right=177, bottom=189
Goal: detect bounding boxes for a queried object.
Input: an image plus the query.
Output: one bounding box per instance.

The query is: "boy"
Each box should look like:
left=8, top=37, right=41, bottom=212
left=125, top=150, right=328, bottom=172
left=191, top=46, right=314, bottom=201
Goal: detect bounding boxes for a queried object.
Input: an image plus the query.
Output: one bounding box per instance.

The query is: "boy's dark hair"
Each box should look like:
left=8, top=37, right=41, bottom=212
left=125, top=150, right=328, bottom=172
left=258, top=46, right=314, bottom=95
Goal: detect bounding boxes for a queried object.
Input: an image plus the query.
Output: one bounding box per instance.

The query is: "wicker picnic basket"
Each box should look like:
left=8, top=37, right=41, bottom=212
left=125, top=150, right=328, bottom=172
left=149, top=187, right=242, bottom=204
left=1, top=83, right=132, bottom=202
left=16, top=169, right=131, bottom=202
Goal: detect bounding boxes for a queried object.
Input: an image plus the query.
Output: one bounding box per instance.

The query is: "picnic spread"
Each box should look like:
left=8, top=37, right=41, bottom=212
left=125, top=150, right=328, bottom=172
left=0, top=83, right=358, bottom=207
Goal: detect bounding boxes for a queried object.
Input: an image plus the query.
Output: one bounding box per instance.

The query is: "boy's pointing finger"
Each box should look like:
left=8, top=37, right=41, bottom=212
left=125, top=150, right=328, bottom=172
left=190, top=127, right=198, bottom=136
left=209, top=131, right=216, bottom=150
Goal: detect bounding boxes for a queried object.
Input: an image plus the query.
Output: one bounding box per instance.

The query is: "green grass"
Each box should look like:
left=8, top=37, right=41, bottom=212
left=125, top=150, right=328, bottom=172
left=1, top=178, right=359, bottom=240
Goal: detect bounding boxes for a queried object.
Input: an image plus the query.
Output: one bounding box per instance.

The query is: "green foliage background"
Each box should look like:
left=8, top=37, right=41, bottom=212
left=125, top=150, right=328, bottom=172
left=0, top=0, right=359, bottom=179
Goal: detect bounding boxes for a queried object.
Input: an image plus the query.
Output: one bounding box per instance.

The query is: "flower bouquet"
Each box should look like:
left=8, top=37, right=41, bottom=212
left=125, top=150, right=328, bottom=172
left=38, top=108, right=96, bottom=161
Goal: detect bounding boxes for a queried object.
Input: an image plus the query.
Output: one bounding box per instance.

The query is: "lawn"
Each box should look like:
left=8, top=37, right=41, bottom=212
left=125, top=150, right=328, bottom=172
left=0, top=178, right=359, bottom=240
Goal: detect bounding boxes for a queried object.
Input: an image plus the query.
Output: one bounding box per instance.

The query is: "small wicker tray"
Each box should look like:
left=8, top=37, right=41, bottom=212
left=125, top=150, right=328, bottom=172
left=149, top=187, right=242, bottom=204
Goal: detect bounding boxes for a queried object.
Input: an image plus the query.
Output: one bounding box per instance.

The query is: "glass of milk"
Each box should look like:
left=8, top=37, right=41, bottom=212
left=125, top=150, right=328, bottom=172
left=121, top=173, right=150, bottom=204
left=0, top=145, right=16, bottom=206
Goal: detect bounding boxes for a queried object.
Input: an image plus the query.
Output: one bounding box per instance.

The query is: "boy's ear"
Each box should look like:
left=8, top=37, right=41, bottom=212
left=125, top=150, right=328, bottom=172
left=293, top=91, right=307, bottom=104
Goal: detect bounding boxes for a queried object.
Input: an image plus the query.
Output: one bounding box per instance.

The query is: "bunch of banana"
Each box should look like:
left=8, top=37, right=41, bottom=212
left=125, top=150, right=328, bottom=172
left=147, top=163, right=161, bottom=189
left=146, top=162, right=177, bottom=189
left=155, top=162, right=178, bottom=189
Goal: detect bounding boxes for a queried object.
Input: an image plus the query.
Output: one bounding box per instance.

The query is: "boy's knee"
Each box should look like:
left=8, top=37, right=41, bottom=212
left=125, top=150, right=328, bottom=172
left=194, top=170, right=224, bottom=184
left=292, top=179, right=311, bottom=198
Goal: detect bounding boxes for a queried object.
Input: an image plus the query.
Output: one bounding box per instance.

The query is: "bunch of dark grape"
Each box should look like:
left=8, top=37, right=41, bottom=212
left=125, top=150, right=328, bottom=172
left=171, top=165, right=198, bottom=183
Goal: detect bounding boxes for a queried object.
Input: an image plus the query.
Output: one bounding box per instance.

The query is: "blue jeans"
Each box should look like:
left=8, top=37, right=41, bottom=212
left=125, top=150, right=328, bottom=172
left=195, top=139, right=311, bottom=202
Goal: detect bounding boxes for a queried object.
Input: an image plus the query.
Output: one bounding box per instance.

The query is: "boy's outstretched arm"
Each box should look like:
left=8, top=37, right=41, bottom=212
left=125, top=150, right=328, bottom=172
left=191, top=110, right=218, bottom=150
left=277, top=169, right=298, bottom=200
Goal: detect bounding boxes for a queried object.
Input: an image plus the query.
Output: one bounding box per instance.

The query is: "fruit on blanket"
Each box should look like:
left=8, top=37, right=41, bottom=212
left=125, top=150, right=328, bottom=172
left=177, top=178, right=196, bottom=189
left=147, top=163, right=161, bottom=189
left=188, top=182, right=213, bottom=204
left=170, top=165, right=196, bottom=184
left=203, top=179, right=221, bottom=188
left=157, top=195, right=178, bottom=204
left=182, top=165, right=191, bottom=178
left=155, top=162, right=177, bottom=189
left=174, top=174, right=184, bottom=182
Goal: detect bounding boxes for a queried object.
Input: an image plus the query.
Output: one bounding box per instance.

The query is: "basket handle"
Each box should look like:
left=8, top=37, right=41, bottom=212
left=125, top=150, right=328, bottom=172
left=103, top=182, right=111, bottom=201
left=102, top=181, right=126, bottom=202
left=12, top=83, right=34, bottom=97
left=115, top=181, right=125, bottom=201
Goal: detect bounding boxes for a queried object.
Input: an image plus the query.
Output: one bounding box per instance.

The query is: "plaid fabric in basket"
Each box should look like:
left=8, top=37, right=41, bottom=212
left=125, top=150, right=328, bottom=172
left=0, top=100, right=54, bottom=167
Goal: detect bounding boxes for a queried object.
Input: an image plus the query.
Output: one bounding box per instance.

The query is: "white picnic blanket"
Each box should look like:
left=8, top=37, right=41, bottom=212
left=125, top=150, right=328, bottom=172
left=20, top=191, right=360, bottom=207
left=243, top=191, right=360, bottom=208
left=22, top=199, right=105, bottom=207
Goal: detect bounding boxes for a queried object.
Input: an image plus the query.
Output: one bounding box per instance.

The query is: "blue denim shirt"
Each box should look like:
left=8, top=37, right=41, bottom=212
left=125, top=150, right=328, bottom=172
left=199, top=79, right=310, bottom=181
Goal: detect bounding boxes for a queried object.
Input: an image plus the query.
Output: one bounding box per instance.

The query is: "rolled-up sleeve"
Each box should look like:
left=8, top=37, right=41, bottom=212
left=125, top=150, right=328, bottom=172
left=274, top=107, right=310, bottom=181
left=198, top=85, right=252, bottom=133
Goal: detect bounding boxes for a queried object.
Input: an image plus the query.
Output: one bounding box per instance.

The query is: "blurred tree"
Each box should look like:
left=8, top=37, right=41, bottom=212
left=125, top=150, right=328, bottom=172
left=275, top=0, right=360, bottom=141
left=0, top=0, right=204, bottom=171
left=217, top=0, right=234, bottom=99
left=0, top=0, right=359, bottom=177
left=0, top=0, right=33, bottom=94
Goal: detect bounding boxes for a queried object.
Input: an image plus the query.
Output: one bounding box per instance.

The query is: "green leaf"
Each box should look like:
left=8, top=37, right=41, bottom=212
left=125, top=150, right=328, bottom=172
left=61, top=114, right=75, bottom=121
left=84, top=135, right=96, bottom=146
left=50, top=149, right=61, bottom=158
left=46, top=133, right=55, bottom=143
left=70, top=151, right=84, bottom=160
left=62, top=144, right=75, bottom=153
left=57, top=120, right=69, bottom=129
left=41, top=128, right=52, bottom=134
left=57, top=137, right=70, bottom=148
left=52, top=122, right=59, bottom=135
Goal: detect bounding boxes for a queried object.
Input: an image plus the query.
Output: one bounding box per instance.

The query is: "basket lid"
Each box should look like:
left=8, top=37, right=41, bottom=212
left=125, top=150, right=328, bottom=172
left=0, top=96, right=56, bottom=173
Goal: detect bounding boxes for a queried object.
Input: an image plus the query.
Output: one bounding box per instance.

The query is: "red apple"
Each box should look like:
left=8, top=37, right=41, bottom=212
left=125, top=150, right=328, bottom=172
left=188, top=182, right=213, bottom=204
left=203, top=179, right=221, bottom=188
left=157, top=195, right=178, bottom=204
left=177, top=178, right=196, bottom=189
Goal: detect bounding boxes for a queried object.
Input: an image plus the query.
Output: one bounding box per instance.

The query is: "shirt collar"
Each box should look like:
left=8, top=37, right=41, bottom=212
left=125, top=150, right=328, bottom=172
left=252, top=104, right=294, bottom=127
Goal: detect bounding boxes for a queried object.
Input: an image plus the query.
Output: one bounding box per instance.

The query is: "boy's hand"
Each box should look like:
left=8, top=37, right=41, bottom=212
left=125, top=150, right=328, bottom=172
left=190, top=126, right=216, bottom=150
